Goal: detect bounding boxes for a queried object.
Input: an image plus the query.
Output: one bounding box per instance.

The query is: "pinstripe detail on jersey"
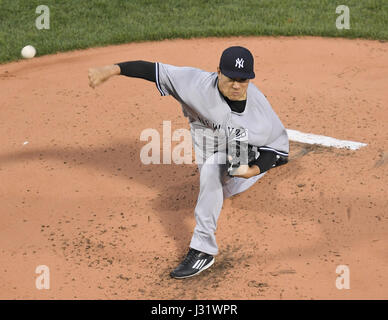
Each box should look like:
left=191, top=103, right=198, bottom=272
left=155, top=63, right=167, bottom=96
left=259, top=146, right=289, bottom=157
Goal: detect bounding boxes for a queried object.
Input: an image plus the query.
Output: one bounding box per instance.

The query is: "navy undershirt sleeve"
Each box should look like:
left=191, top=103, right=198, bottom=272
left=251, top=149, right=279, bottom=174
left=116, top=60, right=156, bottom=82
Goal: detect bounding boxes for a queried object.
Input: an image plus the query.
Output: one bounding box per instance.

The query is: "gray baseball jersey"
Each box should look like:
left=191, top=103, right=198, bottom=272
left=154, top=62, right=289, bottom=256
left=155, top=63, right=289, bottom=163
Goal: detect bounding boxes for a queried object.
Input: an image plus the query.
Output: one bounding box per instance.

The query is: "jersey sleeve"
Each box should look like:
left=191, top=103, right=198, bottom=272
left=155, top=62, right=208, bottom=101
left=249, top=84, right=290, bottom=158
left=262, top=128, right=290, bottom=157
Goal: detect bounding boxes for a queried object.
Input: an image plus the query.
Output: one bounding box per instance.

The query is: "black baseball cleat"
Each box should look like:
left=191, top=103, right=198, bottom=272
left=170, top=248, right=215, bottom=279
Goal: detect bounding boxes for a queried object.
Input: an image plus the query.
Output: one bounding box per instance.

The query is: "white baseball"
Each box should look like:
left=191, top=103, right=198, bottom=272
left=21, top=45, right=36, bottom=59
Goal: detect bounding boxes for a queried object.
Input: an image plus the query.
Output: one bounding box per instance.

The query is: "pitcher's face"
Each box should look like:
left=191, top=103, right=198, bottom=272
left=217, top=67, right=249, bottom=101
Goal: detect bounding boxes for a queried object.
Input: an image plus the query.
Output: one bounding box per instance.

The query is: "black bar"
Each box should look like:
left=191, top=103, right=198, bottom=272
left=0, top=300, right=386, bottom=319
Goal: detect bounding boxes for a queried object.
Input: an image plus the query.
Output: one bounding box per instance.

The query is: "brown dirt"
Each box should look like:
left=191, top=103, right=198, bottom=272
left=0, top=36, right=387, bottom=300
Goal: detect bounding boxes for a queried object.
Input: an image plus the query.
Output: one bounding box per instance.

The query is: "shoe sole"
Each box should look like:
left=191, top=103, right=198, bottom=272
left=171, top=257, right=215, bottom=279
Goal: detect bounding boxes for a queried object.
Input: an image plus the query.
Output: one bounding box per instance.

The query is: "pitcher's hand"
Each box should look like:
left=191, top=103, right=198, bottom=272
left=229, top=164, right=261, bottom=179
left=88, top=65, right=120, bottom=88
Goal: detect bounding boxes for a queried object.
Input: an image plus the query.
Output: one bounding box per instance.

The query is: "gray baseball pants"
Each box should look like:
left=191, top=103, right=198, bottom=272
left=189, top=151, right=266, bottom=256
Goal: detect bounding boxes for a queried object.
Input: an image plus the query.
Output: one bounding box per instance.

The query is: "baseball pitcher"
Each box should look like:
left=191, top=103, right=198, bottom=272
left=88, top=46, right=289, bottom=279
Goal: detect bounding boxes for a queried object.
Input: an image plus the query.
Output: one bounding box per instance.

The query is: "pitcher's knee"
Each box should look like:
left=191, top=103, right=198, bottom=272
left=200, top=163, right=220, bottom=180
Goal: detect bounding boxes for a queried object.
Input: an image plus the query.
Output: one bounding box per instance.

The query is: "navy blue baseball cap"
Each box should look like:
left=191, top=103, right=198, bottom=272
left=219, top=46, right=255, bottom=79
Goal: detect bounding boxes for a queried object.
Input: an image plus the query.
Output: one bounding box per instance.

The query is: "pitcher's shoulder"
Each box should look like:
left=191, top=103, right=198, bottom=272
left=248, top=82, right=268, bottom=99
left=248, top=83, right=273, bottom=110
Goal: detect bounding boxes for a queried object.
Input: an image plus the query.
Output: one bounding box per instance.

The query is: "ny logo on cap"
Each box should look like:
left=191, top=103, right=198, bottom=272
left=235, top=58, right=244, bottom=69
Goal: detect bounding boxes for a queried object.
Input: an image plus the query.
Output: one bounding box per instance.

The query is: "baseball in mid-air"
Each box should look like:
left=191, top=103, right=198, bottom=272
left=21, top=45, right=36, bottom=59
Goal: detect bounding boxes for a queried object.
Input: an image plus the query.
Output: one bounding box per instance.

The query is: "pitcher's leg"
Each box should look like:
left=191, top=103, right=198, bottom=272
left=222, top=172, right=267, bottom=199
left=189, top=152, right=227, bottom=256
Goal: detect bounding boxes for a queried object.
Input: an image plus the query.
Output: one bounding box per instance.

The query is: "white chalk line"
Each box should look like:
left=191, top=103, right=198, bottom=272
left=18, top=131, right=367, bottom=151
left=286, top=129, right=367, bottom=151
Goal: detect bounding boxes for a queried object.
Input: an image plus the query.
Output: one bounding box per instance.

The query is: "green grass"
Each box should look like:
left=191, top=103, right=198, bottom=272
left=0, top=0, right=387, bottom=63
